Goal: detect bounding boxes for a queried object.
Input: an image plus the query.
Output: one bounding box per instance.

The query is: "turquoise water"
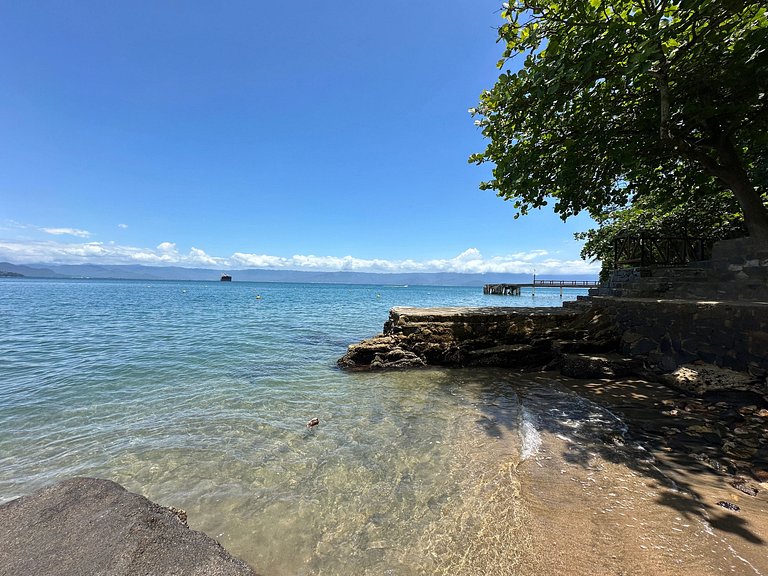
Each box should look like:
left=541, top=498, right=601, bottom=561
left=0, top=279, right=591, bottom=574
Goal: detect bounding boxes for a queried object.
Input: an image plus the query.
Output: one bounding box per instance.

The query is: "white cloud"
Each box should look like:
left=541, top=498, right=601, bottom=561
left=188, top=247, right=224, bottom=266
left=118, top=223, right=128, bottom=229
left=0, top=241, right=600, bottom=275
left=230, top=252, right=287, bottom=268
left=227, top=247, right=599, bottom=275
left=41, top=227, right=91, bottom=238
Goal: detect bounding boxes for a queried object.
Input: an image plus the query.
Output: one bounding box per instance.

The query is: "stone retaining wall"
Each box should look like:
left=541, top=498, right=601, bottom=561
left=339, top=243, right=768, bottom=393
left=338, top=306, right=593, bottom=370
left=597, top=238, right=768, bottom=301
left=591, top=297, right=768, bottom=378
left=338, top=308, right=616, bottom=369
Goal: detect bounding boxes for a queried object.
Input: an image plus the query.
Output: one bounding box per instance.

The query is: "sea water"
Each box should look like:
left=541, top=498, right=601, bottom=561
left=0, top=278, right=599, bottom=575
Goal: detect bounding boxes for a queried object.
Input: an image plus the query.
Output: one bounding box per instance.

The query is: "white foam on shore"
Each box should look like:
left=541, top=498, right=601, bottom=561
left=519, top=407, right=542, bottom=461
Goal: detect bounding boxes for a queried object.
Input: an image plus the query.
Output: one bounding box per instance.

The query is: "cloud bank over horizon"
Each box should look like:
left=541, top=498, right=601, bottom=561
left=0, top=239, right=600, bottom=275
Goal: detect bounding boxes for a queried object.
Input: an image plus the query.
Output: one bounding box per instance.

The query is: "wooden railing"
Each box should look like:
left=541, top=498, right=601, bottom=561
left=484, top=281, right=598, bottom=295
left=533, top=280, right=599, bottom=287
left=613, top=236, right=711, bottom=268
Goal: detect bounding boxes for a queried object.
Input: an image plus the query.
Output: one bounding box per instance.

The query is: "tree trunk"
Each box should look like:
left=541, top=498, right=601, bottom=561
left=678, top=132, right=768, bottom=245
left=713, top=136, right=768, bottom=245
left=718, top=169, right=768, bottom=244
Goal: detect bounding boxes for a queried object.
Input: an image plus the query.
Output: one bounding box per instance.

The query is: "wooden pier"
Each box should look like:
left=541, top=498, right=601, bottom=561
left=484, top=280, right=599, bottom=296
left=484, top=284, right=522, bottom=295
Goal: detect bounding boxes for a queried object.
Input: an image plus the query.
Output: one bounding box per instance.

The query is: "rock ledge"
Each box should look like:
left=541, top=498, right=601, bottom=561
left=338, top=305, right=617, bottom=371
left=0, top=477, right=257, bottom=576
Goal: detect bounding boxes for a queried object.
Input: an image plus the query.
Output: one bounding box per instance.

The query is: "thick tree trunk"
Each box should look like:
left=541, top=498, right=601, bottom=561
left=677, top=131, right=768, bottom=245
left=713, top=136, right=768, bottom=245
left=718, top=169, right=768, bottom=244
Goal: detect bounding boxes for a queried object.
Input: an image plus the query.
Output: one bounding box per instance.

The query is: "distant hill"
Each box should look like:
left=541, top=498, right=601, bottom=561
left=0, top=263, right=67, bottom=278
left=0, top=270, right=24, bottom=277
left=0, top=262, right=597, bottom=286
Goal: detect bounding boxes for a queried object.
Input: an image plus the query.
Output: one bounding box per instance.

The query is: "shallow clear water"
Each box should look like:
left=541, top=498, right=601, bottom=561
left=0, top=279, right=591, bottom=574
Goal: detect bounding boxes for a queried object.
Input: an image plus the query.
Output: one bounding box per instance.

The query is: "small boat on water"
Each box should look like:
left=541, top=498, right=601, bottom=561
left=220, top=274, right=232, bottom=282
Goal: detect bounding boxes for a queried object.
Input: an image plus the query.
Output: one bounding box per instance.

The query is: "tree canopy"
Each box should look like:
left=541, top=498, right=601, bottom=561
left=470, top=0, right=768, bottom=248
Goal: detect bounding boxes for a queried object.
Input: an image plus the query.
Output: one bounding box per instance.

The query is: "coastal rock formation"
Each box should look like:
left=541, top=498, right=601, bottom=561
left=0, top=477, right=257, bottom=576
left=338, top=297, right=768, bottom=384
left=338, top=306, right=617, bottom=371
left=339, top=244, right=768, bottom=391
left=660, top=363, right=767, bottom=396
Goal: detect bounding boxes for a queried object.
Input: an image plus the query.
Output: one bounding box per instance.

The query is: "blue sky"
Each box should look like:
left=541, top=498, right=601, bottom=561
left=0, top=1, right=598, bottom=275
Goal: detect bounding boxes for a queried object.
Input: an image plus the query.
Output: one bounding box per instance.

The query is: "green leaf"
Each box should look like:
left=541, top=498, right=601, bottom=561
left=471, top=0, right=768, bottom=242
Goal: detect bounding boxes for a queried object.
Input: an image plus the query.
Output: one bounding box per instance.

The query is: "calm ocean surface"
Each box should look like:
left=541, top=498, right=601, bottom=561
left=1, top=278, right=600, bottom=574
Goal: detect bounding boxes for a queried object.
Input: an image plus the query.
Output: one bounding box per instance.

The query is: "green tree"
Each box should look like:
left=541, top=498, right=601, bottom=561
left=470, top=0, right=768, bottom=243
left=577, top=187, right=751, bottom=279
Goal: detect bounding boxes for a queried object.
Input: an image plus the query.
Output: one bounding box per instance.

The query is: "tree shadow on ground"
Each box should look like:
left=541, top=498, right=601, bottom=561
left=442, top=368, right=767, bottom=548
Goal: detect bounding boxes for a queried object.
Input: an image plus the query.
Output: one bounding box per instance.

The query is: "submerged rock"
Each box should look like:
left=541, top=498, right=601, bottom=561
left=0, top=477, right=257, bottom=576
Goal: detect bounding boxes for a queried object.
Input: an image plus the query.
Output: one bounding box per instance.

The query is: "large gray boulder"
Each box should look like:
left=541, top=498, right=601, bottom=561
left=0, top=477, right=257, bottom=576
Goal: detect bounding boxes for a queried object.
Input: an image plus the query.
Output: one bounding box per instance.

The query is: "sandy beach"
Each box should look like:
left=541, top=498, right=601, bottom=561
left=516, top=373, right=768, bottom=576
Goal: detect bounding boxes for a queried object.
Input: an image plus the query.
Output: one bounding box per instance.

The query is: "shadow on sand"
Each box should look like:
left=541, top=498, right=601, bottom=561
left=436, top=368, right=766, bottom=548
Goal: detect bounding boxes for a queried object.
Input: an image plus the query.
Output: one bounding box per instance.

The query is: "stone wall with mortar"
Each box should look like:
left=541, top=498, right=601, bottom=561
left=708, top=237, right=768, bottom=301
left=590, top=296, right=768, bottom=378
left=597, top=238, right=768, bottom=301
left=339, top=306, right=589, bottom=370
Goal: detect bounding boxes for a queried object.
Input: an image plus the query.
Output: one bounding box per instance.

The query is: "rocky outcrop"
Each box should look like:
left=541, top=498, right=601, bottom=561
left=660, top=363, right=767, bottom=396
left=338, top=306, right=618, bottom=371
left=0, top=477, right=257, bottom=576
left=338, top=245, right=768, bottom=392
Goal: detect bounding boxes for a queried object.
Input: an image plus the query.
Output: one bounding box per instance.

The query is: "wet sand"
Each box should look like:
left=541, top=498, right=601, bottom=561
left=518, top=373, right=768, bottom=576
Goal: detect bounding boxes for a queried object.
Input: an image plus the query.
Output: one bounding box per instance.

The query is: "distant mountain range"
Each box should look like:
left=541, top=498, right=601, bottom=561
left=0, top=262, right=597, bottom=286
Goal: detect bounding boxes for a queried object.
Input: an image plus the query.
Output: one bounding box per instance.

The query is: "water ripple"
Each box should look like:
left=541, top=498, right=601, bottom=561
left=0, top=278, right=589, bottom=574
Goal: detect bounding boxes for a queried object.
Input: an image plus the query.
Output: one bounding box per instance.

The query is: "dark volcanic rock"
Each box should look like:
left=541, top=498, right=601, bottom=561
left=0, top=477, right=257, bottom=576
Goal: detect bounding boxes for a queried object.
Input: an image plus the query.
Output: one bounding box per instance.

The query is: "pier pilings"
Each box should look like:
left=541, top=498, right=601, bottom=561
left=483, top=284, right=521, bottom=296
